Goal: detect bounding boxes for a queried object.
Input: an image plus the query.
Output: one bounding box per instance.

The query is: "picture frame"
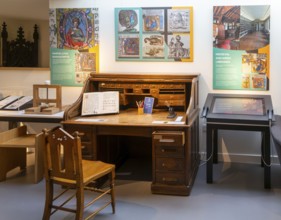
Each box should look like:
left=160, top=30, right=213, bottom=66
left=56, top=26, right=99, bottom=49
left=115, top=7, right=193, bottom=62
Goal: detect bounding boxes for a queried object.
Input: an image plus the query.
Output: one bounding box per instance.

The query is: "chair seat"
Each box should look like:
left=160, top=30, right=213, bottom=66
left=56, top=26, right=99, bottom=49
left=82, top=160, right=115, bottom=184
left=52, top=160, right=115, bottom=185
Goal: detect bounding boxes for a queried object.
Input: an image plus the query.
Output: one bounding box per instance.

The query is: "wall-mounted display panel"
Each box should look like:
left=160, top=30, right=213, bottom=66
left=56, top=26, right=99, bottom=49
left=49, top=8, right=99, bottom=86
left=213, top=5, right=270, bottom=91
left=115, top=7, right=193, bottom=62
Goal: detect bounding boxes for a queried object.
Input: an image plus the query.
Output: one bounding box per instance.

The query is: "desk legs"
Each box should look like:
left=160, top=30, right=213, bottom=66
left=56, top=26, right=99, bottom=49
left=264, top=129, right=271, bottom=189
left=206, top=125, right=213, bottom=183
left=206, top=125, right=271, bottom=189
left=213, top=129, right=218, bottom=163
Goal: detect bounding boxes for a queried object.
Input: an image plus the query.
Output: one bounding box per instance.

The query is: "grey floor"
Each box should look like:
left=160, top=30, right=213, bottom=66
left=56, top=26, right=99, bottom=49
left=1, top=155, right=281, bottom=220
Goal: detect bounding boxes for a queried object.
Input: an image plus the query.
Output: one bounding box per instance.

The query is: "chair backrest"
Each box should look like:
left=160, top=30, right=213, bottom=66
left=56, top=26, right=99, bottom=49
left=43, top=127, right=83, bottom=183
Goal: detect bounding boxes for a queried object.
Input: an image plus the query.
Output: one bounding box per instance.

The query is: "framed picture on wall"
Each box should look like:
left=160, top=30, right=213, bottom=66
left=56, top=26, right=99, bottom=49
left=115, top=6, right=193, bottom=62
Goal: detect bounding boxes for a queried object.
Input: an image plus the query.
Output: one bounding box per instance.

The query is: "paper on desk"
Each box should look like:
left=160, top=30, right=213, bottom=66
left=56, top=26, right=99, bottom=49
left=76, top=118, right=107, bottom=122
left=152, top=121, right=185, bottom=125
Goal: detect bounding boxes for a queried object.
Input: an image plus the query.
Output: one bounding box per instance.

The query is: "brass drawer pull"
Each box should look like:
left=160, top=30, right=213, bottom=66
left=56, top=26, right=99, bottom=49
left=162, top=177, right=178, bottom=183
left=159, top=139, right=175, bottom=143
left=161, top=148, right=177, bottom=153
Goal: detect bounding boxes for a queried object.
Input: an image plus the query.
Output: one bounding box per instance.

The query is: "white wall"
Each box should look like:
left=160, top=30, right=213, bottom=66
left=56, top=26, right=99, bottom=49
left=1, top=0, right=281, bottom=164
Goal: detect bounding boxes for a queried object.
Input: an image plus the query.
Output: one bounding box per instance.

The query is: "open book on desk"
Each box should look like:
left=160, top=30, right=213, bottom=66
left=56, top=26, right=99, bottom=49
left=81, top=91, right=119, bottom=116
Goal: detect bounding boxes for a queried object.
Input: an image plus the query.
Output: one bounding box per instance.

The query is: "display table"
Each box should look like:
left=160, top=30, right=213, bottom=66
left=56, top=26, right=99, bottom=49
left=201, top=93, right=274, bottom=189
left=0, top=110, right=64, bottom=128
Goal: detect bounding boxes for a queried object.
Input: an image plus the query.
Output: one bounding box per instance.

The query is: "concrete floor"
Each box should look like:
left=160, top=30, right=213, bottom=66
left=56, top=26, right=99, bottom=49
left=1, top=155, right=281, bottom=220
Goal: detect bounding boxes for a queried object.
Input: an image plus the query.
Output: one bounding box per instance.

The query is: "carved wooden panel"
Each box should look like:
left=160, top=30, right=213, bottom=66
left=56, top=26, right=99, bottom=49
left=1, top=22, right=39, bottom=67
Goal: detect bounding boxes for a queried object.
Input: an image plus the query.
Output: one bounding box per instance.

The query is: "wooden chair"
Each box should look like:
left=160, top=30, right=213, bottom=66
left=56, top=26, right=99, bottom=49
left=42, top=126, right=115, bottom=220
left=0, top=125, right=44, bottom=183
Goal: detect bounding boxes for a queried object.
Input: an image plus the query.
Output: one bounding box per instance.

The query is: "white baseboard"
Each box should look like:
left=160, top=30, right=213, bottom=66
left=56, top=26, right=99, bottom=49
left=199, top=152, right=280, bottom=165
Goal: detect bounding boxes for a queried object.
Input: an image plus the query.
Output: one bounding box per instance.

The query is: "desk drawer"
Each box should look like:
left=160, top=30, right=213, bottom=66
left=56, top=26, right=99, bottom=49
left=158, top=94, right=185, bottom=100
left=154, top=145, right=184, bottom=157
left=157, top=99, right=185, bottom=106
left=156, top=158, right=184, bottom=171
left=155, top=172, right=185, bottom=185
left=153, top=131, right=185, bottom=147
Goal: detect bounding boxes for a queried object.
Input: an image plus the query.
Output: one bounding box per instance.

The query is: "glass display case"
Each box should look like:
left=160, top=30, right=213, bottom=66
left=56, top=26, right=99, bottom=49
left=202, top=93, right=274, bottom=125
left=201, top=93, right=274, bottom=189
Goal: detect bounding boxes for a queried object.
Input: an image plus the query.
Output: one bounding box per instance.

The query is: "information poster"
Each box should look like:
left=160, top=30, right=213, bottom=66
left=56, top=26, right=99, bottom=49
left=49, top=8, right=99, bottom=86
left=115, top=7, right=193, bottom=62
left=213, top=5, right=270, bottom=90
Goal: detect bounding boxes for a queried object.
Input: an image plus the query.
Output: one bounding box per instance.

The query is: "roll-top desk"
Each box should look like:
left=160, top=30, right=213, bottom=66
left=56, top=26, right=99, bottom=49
left=62, top=73, right=200, bottom=196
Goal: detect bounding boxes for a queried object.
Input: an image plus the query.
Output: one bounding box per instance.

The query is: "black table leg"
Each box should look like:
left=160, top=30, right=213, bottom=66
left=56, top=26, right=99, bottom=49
left=213, top=129, right=218, bottom=163
left=264, top=129, right=271, bottom=189
left=207, top=126, right=213, bottom=183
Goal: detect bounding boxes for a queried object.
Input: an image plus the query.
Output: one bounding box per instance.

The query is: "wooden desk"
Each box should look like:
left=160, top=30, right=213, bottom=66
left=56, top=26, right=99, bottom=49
left=63, top=73, right=200, bottom=196
left=63, top=109, right=199, bottom=195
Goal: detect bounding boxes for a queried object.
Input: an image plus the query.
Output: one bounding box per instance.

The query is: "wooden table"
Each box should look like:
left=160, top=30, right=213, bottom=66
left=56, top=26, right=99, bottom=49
left=0, top=110, right=64, bottom=128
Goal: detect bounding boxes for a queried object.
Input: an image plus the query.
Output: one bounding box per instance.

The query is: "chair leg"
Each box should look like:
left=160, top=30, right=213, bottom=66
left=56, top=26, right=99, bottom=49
left=110, top=170, right=116, bottom=214
left=42, top=180, right=53, bottom=220
left=34, top=133, right=44, bottom=183
left=76, top=187, right=84, bottom=220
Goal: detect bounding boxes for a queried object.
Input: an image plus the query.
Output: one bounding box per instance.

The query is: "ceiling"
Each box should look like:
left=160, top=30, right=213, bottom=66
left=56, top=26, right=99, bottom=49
left=0, top=0, right=49, bottom=21
left=241, top=5, right=270, bottom=21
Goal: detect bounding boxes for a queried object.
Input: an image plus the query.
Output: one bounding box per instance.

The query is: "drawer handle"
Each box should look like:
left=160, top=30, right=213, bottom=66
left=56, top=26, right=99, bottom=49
left=162, top=177, right=178, bottom=183
left=161, top=149, right=177, bottom=153
left=159, top=139, right=175, bottom=143
left=162, top=163, right=166, bottom=167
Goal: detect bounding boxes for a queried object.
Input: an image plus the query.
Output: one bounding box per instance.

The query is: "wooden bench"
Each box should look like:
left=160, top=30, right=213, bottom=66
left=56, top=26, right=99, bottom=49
left=0, top=125, right=44, bottom=183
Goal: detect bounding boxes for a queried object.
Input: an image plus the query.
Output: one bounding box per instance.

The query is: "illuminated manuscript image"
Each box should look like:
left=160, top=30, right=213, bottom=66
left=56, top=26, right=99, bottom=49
left=49, top=8, right=99, bottom=87
left=167, top=34, right=190, bottom=59
left=241, top=53, right=267, bottom=89
left=118, top=35, right=140, bottom=58
left=118, top=9, right=139, bottom=32
left=142, top=9, right=164, bottom=32
left=115, top=7, right=193, bottom=62
left=56, top=8, right=96, bottom=50
left=142, top=34, right=164, bottom=58
left=75, top=52, right=96, bottom=84
left=168, top=9, right=191, bottom=32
